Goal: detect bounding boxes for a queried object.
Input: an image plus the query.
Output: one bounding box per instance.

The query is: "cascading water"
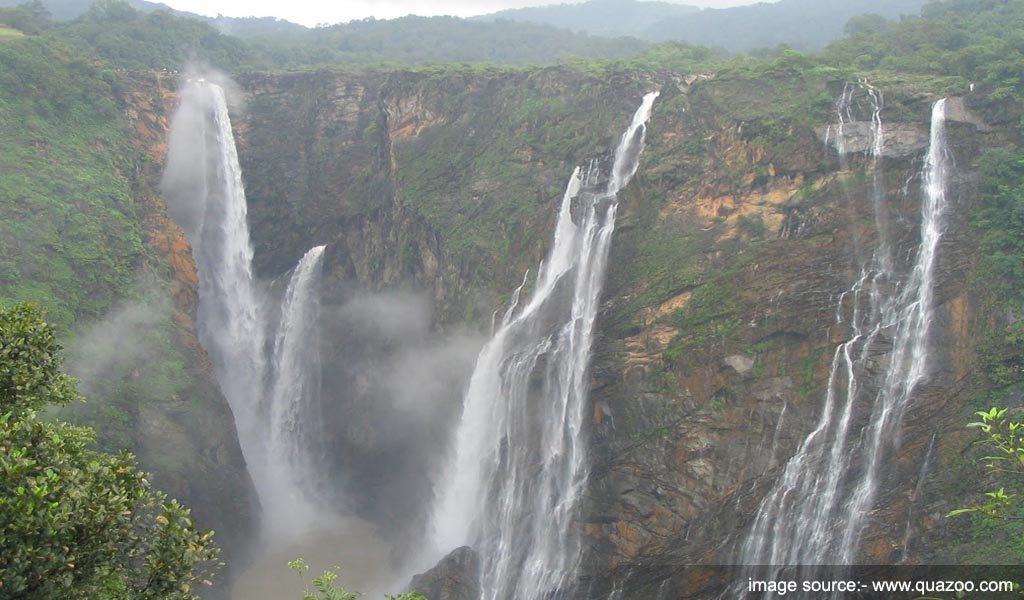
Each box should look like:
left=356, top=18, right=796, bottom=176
left=162, top=78, right=329, bottom=537
left=428, top=92, right=658, bottom=600
left=162, top=79, right=267, bottom=471
left=737, top=96, right=951, bottom=588
left=263, top=245, right=327, bottom=534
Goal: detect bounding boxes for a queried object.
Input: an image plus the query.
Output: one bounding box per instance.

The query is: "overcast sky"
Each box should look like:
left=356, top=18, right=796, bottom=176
left=159, top=0, right=766, bottom=27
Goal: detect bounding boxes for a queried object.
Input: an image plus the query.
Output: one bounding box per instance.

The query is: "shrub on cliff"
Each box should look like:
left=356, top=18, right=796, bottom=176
left=0, top=304, right=218, bottom=599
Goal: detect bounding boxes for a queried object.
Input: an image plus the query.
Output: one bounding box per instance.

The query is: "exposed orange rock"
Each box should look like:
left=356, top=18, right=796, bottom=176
left=641, top=290, right=693, bottom=326
left=946, top=294, right=972, bottom=381
left=624, top=324, right=679, bottom=381
left=613, top=520, right=646, bottom=559
left=389, top=95, right=445, bottom=138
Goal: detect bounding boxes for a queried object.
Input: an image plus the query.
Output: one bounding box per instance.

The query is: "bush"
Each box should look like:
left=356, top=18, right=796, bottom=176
left=0, top=304, right=218, bottom=599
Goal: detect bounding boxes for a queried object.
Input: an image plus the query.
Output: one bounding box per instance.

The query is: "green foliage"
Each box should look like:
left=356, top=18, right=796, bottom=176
left=826, top=0, right=1024, bottom=124
left=61, top=302, right=194, bottom=453
left=0, top=304, right=80, bottom=416
left=0, top=0, right=52, bottom=34
left=971, top=150, right=1024, bottom=388
left=663, top=277, right=743, bottom=363
left=42, top=2, right=650, bottom=72
left=949, top=408, right=1024, bottom=519
left=478, top=0, right=699, bottom=39
left=288, top=559, right=427, bottom=600
left=0, top=304, right=218, bottom=599
left=644, top=0, right=928, bottom=52
left=389, top=71, right=647, bottom=301
left=244, top=16, right=647, bottom=69
left=0, top=36, right=143, bottom=331
left=562, top=41, right=725, bottom=75
left=736, top=214, right=768, bottom=239
left=54, top=1, right=253, bottom=70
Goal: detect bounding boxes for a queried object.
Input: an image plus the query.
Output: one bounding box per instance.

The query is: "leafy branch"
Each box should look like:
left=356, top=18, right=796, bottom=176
left=949, top=408, right=1024, bottom=519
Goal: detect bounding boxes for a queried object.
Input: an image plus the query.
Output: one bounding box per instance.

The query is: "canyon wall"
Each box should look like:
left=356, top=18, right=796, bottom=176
left=232, top=66, right=1009, bottom=595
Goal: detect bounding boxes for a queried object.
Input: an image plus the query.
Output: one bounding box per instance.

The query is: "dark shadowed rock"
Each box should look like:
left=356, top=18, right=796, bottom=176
left=410, top=546, right=481, bottom=600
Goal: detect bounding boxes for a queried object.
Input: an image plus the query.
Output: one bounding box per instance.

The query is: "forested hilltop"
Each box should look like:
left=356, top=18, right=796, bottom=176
left=3, top=0, right=1024, bottom=598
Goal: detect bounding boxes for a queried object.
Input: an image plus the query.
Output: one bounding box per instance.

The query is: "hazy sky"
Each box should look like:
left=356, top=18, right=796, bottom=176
left=160, top=0, right=765, bottom=27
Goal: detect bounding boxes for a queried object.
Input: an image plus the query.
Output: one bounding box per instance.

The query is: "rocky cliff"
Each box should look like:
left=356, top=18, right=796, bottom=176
left=230, top=64, right=1013, bottom=596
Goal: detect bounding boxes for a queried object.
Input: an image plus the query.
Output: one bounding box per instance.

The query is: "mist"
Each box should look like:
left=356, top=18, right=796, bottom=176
left=160, top=67, right=245, bottom=246
left=320, top=290, right=483, bottom=544
left=59, top=285, right=175, bottom=451
left=232, top=288, right=484, bottom=598
left=67, top=291, right=171, bottom=395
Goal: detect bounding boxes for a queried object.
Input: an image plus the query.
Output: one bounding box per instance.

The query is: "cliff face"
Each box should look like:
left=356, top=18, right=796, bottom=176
left=234, top=69, right=660, bottom=536
left=583, top=85, right=990, bottom=595
left=232, top=65, right=1005, bottom=594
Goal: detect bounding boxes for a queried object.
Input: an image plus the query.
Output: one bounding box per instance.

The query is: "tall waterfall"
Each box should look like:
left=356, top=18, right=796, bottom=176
left=429, top=92, right=659, bottom=600
left=162, top=78, right=329, bottom=536
left=163, top=79, right=267, bottom=468
left=738, top=97, right=951, bottom=579
left=263, top=245, right=327, bottom=534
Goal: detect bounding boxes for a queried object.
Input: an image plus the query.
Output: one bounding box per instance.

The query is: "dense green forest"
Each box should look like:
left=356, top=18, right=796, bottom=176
left=475, top=0, right=700, bottom=38
left=0, top=0, right=956, bottom=70
left=0, top=0, right=646, bottom=69
left=480, top=0, right=929, bottom=51
left=1, top=0, right=935, bottom=55
left=4, top=0, right=1022, bottom=78
left=644, top=0, right=928, bottom=50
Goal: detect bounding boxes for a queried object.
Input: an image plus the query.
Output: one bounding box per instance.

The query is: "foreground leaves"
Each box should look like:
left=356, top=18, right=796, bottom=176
left=0, top=304, right=218, bottom=599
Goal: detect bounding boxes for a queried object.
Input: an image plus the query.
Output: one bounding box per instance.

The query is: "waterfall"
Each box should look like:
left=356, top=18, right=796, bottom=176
left=162, top=79, right=267, bottom=471
left=162, top=78, right=329, bottom=537
left=737, top=97, right=951, bottom=583
left=428, top=92, right=658, bottom=600
left=263, top=245, right=327, bottom=535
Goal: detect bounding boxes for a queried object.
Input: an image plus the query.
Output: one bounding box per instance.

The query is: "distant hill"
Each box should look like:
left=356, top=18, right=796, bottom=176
left=643, top=0, right=930, bottom=51
left=0, top=0, right=648, bottom=70
left=256, top=15, right=649, bottom=67
left=474, top=0, right=930, bottom=52
left=0, top=0, right=185, bottom=20
left=0, top=0, right=935, bottom=66
left=207, top=15, right=307, bottom=38
left=0, top=0, right=308, bottom=37
left=475, top=0, right=698, bottom=38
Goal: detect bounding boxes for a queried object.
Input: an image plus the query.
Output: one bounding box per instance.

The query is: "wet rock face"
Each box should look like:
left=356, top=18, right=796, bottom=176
left=581, top=90, right=988, bottom=596
left=410, top=547, right=481, bottom=600
left=817, top=122, right=931, bottom=157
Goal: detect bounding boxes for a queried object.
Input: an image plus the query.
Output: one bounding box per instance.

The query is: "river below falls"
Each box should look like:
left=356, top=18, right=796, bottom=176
left=231, top=516, right=398, bottom=599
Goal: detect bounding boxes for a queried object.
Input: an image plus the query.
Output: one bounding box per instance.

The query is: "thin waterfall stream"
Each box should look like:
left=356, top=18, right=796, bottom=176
left=428, top=92, right=659, bottom=600
left=263, top=244, right=328, bottom=535
left=737, top=96, right=952, bottom=588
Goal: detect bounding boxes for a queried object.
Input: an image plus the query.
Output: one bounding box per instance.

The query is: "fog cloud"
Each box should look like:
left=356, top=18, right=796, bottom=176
left=161, top=0, right=769, bottom=27
left=67, top=289, right=171, bottom=396
left=318, top=290, right=483, bottom=554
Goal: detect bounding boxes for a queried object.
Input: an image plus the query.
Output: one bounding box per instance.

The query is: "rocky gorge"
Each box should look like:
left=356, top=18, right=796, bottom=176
left=225, top=67, right=1000, bottom=596
left=2, top=5, right=1022, bottom=596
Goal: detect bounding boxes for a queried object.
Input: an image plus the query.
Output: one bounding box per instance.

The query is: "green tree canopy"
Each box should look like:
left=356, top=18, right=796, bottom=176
left=0, top=304, right=218, bottom=599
